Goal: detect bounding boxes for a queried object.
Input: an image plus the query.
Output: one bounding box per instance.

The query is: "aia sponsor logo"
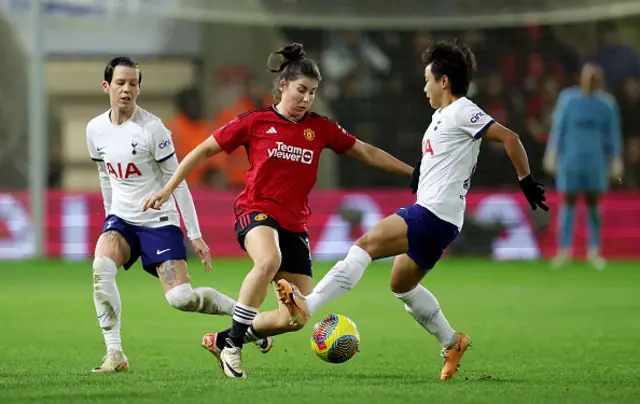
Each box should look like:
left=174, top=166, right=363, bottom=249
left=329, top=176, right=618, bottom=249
left=107, top=162, right=142, bottom=179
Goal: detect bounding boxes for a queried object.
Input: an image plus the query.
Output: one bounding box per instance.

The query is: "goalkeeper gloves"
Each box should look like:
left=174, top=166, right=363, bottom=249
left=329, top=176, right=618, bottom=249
left=518, top=174, right=549, bottom=211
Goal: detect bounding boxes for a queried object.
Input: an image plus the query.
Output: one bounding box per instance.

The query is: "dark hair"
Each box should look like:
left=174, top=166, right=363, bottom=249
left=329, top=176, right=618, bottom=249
left=422, top=40, right=476, bottom=97
left=267, top=43, right=321, bottom=99
left=104, top=57, right=142, bottom=84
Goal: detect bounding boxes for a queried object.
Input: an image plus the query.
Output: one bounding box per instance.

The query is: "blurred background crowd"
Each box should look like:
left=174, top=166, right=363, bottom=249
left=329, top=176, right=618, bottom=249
left=1, top=3, right=640, bottom=193
left=1, top=0, right=639, bottom=260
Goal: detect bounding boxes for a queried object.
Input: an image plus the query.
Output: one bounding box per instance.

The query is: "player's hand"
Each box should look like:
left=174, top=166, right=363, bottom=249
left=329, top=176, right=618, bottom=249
left=191, top=237, right=212, bottom=272
left=542, top=151, right=556, bottom=176
left=142, top=190, right=171, bottom=211
left=611, top=156, right=624, bottom=182
left=518, top=174, right=549, bottom=211
left=409, top=159, right=421, bottom=194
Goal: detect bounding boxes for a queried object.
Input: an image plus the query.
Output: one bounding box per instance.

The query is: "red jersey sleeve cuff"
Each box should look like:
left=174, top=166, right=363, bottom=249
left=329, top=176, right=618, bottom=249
left=212, top=131, right=235, bottom=154
left=335, top=135, right=357, bottom=154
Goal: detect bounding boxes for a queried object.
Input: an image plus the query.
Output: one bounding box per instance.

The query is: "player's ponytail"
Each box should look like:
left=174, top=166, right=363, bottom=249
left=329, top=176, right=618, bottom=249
left=268, top=42, right=322, bottom=100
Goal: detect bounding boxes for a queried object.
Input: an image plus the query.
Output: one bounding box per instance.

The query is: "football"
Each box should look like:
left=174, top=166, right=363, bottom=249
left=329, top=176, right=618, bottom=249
left=310, top=314, right=360, bottom=363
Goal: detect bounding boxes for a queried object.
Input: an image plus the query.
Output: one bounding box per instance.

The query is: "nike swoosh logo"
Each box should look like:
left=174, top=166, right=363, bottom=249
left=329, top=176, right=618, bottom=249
left=97, top=146, right=105, bottom=152
left=222, top=360, right=244, bottom=378
left=156, top=248, right=171, bottom=255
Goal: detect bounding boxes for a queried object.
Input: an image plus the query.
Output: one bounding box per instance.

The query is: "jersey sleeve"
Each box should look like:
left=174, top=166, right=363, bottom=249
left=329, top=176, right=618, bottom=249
left=212, top=115, right=251, bottom=154
left=456, top=103, right=495, bottom=139
left=323, top=118, right=357, bottom=154
left=603, top=95, right=623, bottom=158
left=158, top=154, right=202, bottom=240
left=147, top=119, right=176, bottom=163
left=86, top=122, right=102, bottom=161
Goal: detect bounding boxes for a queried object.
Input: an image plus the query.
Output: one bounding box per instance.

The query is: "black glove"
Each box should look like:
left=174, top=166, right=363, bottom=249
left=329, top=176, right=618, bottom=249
left=409, top=159, right=421, bottom=194
left=518, top=174, right=549, bottom=211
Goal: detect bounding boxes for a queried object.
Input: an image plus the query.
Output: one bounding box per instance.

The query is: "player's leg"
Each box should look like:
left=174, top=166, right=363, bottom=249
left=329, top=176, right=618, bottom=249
left=205, top=228, right=312, bottom=360
left=553, top=166, right=579, bottom=268
left=278, top=208, right=411, bottom=323
left=220, top=214, right=283, bottom=378
left=156, top=258, right=275, bottom=361
left=92, top=216, right=137, bottom=373
left=208, top=273, right=311, bottom=353
left=554, top=192, right=578, bottom=267
left=583, top=163, right=609, bottom=270
left=584, top=193, right=605, bottom=269
left=585, top=192, right=606, bottom=271
left=155, top=260, right=237, bottom=315
left=136, top=224, right=237, bottom=316
left=390, top=254, right=469, bottom=381
left=242, top=230, right=315, bottom=337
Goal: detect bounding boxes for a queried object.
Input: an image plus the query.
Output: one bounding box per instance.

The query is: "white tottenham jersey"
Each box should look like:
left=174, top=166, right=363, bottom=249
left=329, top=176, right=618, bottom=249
left=416, top=97, right=495, bottom=230
left=86, top=107, right=201, bottom=238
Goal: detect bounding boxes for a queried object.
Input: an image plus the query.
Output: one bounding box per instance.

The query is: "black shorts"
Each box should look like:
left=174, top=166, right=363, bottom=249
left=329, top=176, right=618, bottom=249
left=235, top=211, right=312, bottom=277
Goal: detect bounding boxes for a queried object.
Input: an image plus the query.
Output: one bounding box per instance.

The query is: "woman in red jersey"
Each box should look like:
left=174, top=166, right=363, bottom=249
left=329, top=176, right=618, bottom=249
left=143, top=43, right=413, bottom=378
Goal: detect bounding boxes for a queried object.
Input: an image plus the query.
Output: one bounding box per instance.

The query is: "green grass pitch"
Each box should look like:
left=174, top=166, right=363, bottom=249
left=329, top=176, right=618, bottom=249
left=1, top=258, right=639, bottom=403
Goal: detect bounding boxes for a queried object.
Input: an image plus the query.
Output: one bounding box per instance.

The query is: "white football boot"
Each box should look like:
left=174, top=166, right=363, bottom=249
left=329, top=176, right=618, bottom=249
left=92, top=349, right=129, bottom=373
left=219, top=339, right=246, bottom=379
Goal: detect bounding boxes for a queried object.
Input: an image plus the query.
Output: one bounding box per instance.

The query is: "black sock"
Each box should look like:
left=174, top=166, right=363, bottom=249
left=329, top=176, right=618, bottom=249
left=226, top=303, right=258, bottom=348
left=217, top=324, right=262, bottom=351
left=216, top=328, right=231, bottom=351
left=227, top=320, right=251, bottom=348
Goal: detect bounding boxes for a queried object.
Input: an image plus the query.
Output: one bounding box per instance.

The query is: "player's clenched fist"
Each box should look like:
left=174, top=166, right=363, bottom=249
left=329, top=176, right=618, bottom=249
left=142, top=190, right=170, bottom=211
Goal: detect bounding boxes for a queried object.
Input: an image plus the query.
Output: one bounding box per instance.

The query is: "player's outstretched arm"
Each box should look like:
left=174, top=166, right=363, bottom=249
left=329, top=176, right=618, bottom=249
left=484, top=123, right=549, bottom=211
left=344, top=140, right=413, bottom=176
left=142, top=137, right=223, bottom=211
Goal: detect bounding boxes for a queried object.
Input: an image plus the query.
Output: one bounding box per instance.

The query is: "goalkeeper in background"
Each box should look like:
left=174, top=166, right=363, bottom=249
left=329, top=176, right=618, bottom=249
left=543, top=63, right=623, bottom=270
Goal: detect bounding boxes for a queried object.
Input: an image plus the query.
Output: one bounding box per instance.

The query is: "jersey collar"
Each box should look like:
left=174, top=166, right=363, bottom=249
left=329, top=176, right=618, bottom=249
left=270, top=105, right=308, bottom=123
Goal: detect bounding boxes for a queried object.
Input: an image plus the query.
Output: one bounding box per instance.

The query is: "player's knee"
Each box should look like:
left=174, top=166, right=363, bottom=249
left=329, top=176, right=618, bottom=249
left=165, top=283, right=199, bottom=312
left=254, top=253, right=282, bottom=278
left=93, top=256, right=117, bottom=281
left=354, top=233, right=376, bottom=256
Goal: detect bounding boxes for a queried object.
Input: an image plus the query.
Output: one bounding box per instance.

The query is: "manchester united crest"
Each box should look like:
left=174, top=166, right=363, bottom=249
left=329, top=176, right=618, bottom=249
left=303, top=128, right=315, bottom=141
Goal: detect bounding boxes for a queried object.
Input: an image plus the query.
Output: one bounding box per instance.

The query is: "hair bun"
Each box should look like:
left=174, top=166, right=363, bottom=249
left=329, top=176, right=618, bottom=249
left=278, top=43, right=305, bottom=61
left=268, top=43, right=306, bottom=73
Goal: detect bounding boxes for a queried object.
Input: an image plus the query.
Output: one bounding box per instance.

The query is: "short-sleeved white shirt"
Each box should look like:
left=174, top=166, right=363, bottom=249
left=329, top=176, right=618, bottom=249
left=416, top=97, right=495, bottom=230
left=86, top=107, right=181, bottom=228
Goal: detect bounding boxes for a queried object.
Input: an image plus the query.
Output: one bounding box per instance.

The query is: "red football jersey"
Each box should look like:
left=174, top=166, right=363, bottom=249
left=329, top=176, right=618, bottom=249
left=213, top=106, right=356, bottom=232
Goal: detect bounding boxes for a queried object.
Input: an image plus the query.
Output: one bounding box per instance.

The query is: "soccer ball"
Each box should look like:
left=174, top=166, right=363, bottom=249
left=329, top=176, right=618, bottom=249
left=310, top=314, right=360, bottom=364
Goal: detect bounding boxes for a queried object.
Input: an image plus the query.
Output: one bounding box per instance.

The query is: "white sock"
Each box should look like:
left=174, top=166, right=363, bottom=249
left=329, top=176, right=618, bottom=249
left=193, top=287, right=236, bottom=316
left=306, top=245, right=372, bottom=316
left=93, top=257, right=122, bottom=352
left=395, top=285, right=456, bottom=347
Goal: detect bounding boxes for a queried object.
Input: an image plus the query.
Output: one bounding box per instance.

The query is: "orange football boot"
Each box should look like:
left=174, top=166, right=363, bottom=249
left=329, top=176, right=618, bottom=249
left=440, top=333, right=472, bottom=380
left=275, top=279, right=310, bottom=326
